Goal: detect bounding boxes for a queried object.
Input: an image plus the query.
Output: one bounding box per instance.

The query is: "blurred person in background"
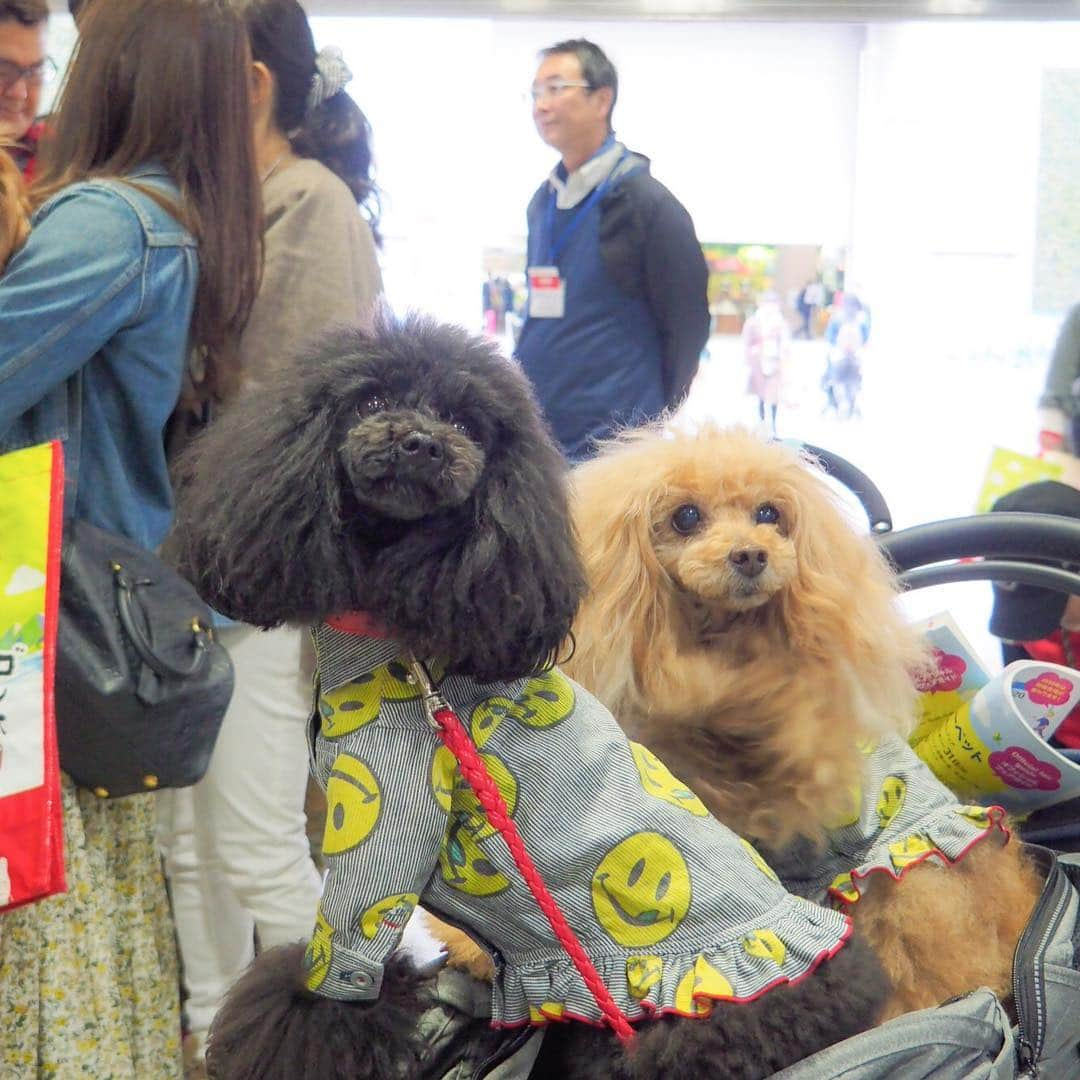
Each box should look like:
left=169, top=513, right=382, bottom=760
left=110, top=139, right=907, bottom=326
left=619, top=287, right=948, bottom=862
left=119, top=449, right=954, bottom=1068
left=795, top=277, right=824, bottom=340
left=515, top=37, right=709, bottom=462
left=1038, top=301, right=1080, bottom=467
left=0, top=1, right=262, bottom=1075
left=742, top=291, right=789, bottom=437
left=822, top=291, right=870, bottom=419
left=155, top=2, right=382, bottom=1074
left=0, top=0, right=51, bottom=178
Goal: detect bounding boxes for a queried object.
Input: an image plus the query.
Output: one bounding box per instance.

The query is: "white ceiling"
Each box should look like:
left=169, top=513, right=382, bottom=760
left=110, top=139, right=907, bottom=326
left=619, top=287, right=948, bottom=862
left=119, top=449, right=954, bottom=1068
left=44, top=0, right=1080, bottom=19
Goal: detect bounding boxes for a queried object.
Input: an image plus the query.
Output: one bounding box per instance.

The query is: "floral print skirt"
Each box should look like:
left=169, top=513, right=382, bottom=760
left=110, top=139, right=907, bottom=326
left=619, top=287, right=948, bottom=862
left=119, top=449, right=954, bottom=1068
left=0, top=774, right=183, bottom=1078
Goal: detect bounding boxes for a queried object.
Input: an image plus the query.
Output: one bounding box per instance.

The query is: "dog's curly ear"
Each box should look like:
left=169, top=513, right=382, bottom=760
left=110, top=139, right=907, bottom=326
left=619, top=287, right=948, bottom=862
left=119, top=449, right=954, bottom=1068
left=173, top=335, right=361, bottom=627
left=564, top=445, right=675, bottom=716
left=778, top=458, right=929, bottom=732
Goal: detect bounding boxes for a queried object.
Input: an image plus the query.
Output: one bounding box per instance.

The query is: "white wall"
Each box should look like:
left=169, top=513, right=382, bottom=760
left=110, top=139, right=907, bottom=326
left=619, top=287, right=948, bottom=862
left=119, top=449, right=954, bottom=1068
left=848, top=21, right=1080, bottom=356
left=312, top=17, right=863, bottom=326
left=43, top=13, right=1078, bottom=343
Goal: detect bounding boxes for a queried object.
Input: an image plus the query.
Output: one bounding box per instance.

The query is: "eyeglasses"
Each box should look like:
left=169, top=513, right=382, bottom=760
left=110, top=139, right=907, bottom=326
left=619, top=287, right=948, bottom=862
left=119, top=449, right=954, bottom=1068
left=528, top=79, right=592, bottom=103
left=0, top=56, right=57, bottom=93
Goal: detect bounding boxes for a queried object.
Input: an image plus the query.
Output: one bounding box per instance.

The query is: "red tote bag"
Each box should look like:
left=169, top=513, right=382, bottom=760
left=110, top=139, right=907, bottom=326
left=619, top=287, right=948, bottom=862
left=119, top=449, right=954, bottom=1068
left=0, top=441, right=65, bottom=911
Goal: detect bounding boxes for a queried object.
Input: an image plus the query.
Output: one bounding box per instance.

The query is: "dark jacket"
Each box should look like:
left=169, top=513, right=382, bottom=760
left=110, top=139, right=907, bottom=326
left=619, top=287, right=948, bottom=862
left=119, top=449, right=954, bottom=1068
left=516, top=150, right=709, bottom=460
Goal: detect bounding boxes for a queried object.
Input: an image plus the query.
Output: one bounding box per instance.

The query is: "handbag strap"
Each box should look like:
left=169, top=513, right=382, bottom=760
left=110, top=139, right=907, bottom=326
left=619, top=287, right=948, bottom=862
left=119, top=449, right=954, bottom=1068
left=405, top=654, right=636, bottom=1045
left=113, top=561, right=212, bottom=679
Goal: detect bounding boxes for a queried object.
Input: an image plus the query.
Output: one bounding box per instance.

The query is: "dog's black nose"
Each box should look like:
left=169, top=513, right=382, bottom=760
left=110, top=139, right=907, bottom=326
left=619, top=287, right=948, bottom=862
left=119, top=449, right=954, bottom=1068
left=400, top=431, right=443, bottom=462
left=729, top=546, right=768, bottom=578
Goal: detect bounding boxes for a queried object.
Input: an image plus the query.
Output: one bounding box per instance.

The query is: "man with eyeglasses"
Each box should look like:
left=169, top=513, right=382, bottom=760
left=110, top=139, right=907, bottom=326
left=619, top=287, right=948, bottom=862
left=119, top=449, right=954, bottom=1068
left=0, top=0, right=52, bottom=179
left=515, top=38, right=709, bottom=462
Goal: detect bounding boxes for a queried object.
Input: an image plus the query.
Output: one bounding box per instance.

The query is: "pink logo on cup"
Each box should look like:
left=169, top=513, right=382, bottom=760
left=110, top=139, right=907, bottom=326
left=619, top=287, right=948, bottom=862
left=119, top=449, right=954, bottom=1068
left=989, top=747, right=1062, bottom=791
left=914, top=649, right=966, bottom=693
left=1025, top=672, right=1074, bottom=707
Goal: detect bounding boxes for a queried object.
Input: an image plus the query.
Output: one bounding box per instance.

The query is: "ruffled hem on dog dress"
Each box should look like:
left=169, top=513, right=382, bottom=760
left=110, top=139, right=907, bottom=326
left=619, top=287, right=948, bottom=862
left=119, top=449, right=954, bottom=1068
left=491, top=894, right=851, bottom=1027
left=766, top=734, right=1008, bottom=908
left=304, top=624, right=855, bottom=1027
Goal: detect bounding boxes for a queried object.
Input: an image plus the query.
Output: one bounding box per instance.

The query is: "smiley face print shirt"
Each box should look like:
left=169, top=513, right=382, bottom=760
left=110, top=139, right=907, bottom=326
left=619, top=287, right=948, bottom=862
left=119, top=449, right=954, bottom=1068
left=764, top=735, right=1008, bottom=908
left=304, top=624, right=853, bottom=1026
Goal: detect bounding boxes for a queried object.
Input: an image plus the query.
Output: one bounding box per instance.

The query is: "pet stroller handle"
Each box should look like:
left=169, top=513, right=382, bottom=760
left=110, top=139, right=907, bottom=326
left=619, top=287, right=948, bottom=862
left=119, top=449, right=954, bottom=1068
left=878, top=512, right=1080, bottom=577
left=782, top=441, right=894, bottom=535
left=896, top=560, right=1080, bottom=594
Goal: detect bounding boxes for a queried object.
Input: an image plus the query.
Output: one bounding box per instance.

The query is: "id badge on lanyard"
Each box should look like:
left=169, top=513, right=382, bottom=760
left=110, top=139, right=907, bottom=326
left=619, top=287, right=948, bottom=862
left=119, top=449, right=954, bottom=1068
left=527, top=266, right=565, bottom=319
left=527, top=155, right=624, bottom=321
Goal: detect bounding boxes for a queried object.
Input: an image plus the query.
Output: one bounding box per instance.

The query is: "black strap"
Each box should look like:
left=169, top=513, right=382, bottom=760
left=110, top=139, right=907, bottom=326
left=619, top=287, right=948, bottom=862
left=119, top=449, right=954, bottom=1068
left=113, top=562, right=211, bottom=680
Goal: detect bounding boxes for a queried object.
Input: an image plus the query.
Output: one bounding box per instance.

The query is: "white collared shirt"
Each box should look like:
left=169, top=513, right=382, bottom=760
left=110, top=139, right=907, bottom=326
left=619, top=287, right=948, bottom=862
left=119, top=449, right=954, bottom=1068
left=547, top=139, right=626, bottom=209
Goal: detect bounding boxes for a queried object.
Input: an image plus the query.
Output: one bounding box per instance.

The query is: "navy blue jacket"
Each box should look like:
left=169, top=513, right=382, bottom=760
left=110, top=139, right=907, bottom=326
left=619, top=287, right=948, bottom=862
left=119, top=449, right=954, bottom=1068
left=516, top=150, right=709, bottom=461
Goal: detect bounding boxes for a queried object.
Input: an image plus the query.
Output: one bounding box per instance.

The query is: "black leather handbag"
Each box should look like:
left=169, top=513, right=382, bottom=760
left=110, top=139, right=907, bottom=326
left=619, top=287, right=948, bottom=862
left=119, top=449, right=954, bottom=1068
left=55, top=519, right=234, bottom=798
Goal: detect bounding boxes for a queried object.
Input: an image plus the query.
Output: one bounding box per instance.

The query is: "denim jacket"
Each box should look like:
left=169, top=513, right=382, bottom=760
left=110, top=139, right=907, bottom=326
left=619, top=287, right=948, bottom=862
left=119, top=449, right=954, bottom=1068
left=0, top=166, right=198, bottom=550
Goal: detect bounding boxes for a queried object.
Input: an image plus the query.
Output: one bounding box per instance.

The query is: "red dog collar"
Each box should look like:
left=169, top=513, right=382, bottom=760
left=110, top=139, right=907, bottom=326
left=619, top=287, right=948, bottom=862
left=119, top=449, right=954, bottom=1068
left=325, top=611, right=392, bottom=638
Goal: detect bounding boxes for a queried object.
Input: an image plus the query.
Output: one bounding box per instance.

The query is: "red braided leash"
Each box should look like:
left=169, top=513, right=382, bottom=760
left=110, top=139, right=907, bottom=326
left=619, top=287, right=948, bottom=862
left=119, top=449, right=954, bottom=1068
left=408, top=657, right=635, bottom=1044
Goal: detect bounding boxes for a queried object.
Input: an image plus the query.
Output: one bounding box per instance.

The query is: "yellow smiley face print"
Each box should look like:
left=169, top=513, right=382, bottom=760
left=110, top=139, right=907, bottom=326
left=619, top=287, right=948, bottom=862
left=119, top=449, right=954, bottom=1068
left=470, top=696, right=513, bottom=749
left=954, top=805, right=992, bottom=828
left=591, top=833, right=691, bottom=948
left=322, top=753, right=382, bottom=856
left=626, top=955, right=664, bottom=1000
left=511, top=670, right=575, bottom=729
left=888, top=833, right=935, bottom=872
left=528, top=1002, right=565, bottom=1023
left=674, top=956, right=733, bottom=1016
left=318, top=672, right=381, bottom=739
left=451, top=752, right=518, bottom=840
left=359, top=893, right=419, bottom=940
left=828, top=871, right=860, bottom=905
left=440, top=816, right=510, bottom=897
left=876, top=775, right=907, bottom=831
left=431, top=745, right=458, bottom=812
left=739, top=838, right=780, bottom=883
left=629, top=743, right=708, bottom=817
left=742, top=929, right=787, bottom=966
left=470, top=671, right=576, bottom=746
left=319, top=659, right=445, bottom=740
left=303, top=907, right=335, bottom=991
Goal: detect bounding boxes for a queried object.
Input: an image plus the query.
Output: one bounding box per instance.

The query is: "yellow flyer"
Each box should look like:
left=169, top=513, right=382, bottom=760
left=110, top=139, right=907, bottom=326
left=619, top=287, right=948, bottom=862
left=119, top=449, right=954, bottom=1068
left=909, top=612, right=992, bottom=744
left=975, top=447, right=1063, bottom=514
left=913, top=658, right=1080, bottom=814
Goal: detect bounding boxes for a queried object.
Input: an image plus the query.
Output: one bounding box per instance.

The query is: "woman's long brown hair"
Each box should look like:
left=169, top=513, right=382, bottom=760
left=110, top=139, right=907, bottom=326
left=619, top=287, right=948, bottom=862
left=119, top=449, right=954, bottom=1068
left=32, top=0, right=262, bottom=402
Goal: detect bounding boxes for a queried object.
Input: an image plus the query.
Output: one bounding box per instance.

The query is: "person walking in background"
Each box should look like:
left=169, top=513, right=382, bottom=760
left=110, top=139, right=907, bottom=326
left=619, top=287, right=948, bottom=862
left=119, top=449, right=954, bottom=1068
left=0, top=0, right=51, bottom=179
left=155, top=3, right=383, bottom=1074
left=822, top=290, right=870, bottom=418
left=742, top=291, right=789, bottom=437
left=514, top=37, right=709, bottom=462
left=0, top=1, right=263, bottom=1074
left=1038, top=301, right=1080, bottom=462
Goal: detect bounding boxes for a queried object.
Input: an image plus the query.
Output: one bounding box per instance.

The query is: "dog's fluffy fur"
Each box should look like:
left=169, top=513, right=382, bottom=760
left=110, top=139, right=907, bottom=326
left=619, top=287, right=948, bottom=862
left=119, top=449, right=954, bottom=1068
left=0, top=147, right=31, bottom=272
left=206, top=946, right=431, bottom=1080
left=565, top=425, right=1042, bottom=1020
left=177, top=315, right=583, bottom=685
left=177, top=319, right=889, bottom=1078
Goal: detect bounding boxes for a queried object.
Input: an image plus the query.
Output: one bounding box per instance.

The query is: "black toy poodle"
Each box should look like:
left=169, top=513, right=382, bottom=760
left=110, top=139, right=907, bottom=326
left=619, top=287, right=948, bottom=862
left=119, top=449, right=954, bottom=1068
left=175, top=314, right=890, bottom=1080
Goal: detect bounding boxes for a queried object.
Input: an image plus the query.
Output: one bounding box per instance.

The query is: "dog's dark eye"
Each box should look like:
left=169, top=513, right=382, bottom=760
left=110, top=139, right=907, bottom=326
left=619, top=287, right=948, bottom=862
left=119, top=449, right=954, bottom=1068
left=755, top=503, right=781, bottom=525
left=451, top=419, right=475, bottom=441
left=357, top=394, right=386, bottom=417
left=671, top=504, right=702, bottom=535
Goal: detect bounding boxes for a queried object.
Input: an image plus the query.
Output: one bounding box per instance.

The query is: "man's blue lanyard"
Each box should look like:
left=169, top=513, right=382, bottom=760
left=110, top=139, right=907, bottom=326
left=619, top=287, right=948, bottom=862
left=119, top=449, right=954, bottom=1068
left=543, top=151, right=627, bottom=266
